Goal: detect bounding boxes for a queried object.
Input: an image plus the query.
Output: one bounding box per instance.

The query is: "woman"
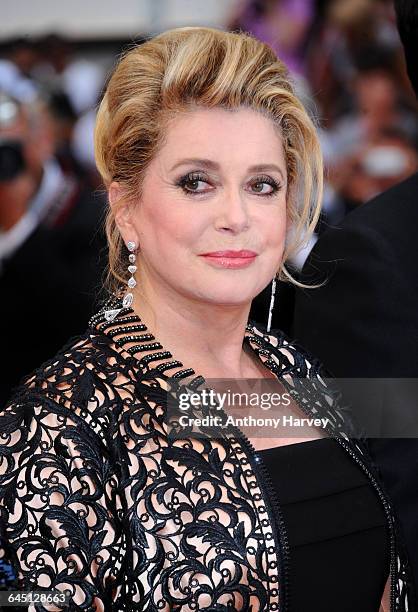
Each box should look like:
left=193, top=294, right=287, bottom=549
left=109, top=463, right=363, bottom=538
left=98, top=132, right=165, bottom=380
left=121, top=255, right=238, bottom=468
left=0, top=27, right=412, bottom=611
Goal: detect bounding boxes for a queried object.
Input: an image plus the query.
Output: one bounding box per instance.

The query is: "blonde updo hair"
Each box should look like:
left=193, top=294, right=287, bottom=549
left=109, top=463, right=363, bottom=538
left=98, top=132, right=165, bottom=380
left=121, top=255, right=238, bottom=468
left=95, top=26, right=323, bottom=292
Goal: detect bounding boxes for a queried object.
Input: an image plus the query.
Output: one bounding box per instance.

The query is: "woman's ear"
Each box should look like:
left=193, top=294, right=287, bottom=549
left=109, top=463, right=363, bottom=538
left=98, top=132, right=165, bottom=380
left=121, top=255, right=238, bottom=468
left=108, top=181, right=138, bottom=246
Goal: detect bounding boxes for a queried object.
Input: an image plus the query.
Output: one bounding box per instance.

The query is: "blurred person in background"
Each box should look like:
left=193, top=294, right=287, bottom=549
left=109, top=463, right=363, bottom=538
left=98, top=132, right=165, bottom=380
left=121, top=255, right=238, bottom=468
left=305, top=0, right=410, bottom=124
left=291, top=0, right=418, bottom=598
left=0, top=38, right=39, bottom=104
left=0, top=34, right=104, bottom=184
left=227, top=0, right=315, bottom=114
left=32, top=34, right=106, bottom=185
left=321, top=53, right=418, bottom=167
left=46, top=90, right=82, bottom=178
left=321, top=55, right=418, bottom=214
left=0, top=92, right=106, bottom=405
left=228, top=0, right=314, bottom=78
left=32, top=34, right=105, bottom=117
left=330, top=130, right=417, bottom=208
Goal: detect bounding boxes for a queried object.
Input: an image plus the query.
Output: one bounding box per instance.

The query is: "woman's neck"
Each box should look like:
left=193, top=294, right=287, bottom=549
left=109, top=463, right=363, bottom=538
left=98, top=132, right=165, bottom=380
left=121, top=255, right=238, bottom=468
left=130, top=285, right=256, bottom=379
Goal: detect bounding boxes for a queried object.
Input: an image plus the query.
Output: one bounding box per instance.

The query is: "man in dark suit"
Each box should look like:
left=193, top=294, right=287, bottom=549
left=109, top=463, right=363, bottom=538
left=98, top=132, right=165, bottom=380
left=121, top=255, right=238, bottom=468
left=292, top=0, right=418, bottom=599
left=0, top=93, right=106, bottom=405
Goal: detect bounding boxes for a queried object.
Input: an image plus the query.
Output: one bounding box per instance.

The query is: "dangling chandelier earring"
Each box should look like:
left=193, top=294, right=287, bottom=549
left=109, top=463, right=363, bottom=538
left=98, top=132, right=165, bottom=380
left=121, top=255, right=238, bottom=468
left=266, top=275, right=277, bottom=333
left=123, top=240, right=137, bottom=309
left=104, top=241, right=137, bottom=322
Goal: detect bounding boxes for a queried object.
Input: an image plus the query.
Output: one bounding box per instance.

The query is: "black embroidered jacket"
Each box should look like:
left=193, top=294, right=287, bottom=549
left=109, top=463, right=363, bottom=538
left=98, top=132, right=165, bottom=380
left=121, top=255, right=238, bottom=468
left=0, top=302, right=412, bottom=611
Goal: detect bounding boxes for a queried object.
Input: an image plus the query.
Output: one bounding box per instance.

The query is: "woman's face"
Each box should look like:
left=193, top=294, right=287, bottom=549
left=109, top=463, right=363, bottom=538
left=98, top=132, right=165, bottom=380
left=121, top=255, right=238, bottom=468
left=114, top=106, right=288, bottom=308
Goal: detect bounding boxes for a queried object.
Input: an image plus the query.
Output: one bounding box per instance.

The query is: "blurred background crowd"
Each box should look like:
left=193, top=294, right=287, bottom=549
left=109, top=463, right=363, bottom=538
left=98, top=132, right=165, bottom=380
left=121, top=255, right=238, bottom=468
left=0, top=0, right=417, bottom=404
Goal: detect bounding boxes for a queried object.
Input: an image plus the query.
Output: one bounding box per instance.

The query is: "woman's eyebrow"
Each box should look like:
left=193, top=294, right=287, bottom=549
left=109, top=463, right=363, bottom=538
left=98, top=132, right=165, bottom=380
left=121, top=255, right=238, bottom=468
left=170, top=158, right=285, bottom=179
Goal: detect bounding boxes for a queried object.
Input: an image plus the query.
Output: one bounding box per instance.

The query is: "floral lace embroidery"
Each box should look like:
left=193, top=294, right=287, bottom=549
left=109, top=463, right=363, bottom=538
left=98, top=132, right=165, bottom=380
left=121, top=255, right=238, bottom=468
left=0, top=304, right=411, bottom=611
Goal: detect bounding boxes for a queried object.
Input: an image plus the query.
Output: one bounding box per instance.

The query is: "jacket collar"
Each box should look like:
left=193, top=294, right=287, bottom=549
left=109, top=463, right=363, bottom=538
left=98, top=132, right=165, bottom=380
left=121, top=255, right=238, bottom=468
left=89, top=297, right=284, bottom=389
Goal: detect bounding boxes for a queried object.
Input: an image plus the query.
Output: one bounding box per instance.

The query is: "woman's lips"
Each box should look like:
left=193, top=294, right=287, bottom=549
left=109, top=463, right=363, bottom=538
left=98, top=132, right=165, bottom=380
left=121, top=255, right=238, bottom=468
left=199, top=250, right=258, bottom=269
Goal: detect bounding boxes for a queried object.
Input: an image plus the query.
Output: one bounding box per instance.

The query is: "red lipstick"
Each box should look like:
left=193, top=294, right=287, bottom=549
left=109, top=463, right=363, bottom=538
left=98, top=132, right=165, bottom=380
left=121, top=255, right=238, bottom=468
left=199, top=249, right=258, bottom=269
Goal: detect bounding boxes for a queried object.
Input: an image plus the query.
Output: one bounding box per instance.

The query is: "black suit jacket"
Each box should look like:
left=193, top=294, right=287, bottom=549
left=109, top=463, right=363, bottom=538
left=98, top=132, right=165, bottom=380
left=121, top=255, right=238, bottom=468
left=293, top=172, right=418, bottom=600
left=0, top=180, right=107, bottom=406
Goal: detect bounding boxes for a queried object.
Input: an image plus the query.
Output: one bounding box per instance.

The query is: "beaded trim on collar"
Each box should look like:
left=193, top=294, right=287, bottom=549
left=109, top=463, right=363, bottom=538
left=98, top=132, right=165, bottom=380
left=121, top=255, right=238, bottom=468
left=89, top=296, right=270, bottom=390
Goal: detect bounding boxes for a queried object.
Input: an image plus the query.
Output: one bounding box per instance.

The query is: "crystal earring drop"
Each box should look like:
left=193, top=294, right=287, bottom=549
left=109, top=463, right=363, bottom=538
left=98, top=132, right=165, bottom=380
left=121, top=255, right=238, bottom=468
left=123, top=241, right=137, bottom=309
left=103, top=240, right=137, bottom=322
left=266, top=276, right=277, bottom=333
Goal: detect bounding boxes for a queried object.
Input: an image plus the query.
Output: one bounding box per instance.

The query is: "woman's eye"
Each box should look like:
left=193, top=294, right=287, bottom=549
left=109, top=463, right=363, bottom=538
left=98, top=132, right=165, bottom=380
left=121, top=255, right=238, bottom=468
left=177, top=173, right=211, bottom=194
left=251, top=181, right=272, bottom=194
left=250, top=177, right=281, bottom=196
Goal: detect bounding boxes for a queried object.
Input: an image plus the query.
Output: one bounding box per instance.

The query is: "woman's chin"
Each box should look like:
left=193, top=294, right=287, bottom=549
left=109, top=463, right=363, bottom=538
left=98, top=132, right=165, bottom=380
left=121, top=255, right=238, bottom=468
left=172, top=276, right=269, bottom=307
left=190, top=287, right=261, bottom=307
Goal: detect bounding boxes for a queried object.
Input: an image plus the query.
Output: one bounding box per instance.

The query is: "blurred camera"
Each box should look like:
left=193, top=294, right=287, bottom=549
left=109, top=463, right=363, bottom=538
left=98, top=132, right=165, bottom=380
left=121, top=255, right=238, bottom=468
left=0, top=139, right=25, bottom=181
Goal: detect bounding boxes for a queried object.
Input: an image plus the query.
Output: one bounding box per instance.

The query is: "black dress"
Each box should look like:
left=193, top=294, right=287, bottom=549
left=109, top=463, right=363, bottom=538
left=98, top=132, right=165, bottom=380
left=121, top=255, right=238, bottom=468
left=257, top=438, right=390, bottom=611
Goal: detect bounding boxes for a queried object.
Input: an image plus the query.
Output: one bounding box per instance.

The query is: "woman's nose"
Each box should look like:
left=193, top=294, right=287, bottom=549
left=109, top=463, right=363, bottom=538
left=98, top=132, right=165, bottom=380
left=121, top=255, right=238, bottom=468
left=214, top=191, right=250, bottom=234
